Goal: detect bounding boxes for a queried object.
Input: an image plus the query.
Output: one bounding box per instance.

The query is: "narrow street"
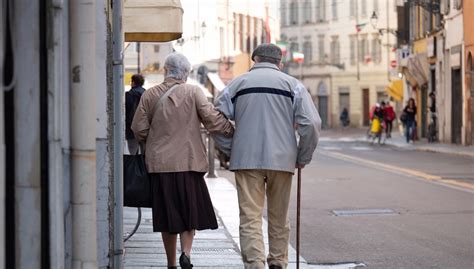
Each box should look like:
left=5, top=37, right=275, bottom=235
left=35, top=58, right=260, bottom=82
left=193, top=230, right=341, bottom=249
left=287, top=140, right=474, bottom=268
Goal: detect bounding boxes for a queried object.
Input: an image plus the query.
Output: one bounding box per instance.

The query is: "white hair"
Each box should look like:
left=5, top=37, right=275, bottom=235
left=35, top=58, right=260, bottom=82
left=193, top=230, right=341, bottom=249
left=164, top=52, right=191, bottom=81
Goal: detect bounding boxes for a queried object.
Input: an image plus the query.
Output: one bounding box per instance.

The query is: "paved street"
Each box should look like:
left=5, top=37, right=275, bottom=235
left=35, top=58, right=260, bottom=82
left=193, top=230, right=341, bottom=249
left=284, top=140, right=474, bottom=268
left=124, top=132, right=474, bottom=269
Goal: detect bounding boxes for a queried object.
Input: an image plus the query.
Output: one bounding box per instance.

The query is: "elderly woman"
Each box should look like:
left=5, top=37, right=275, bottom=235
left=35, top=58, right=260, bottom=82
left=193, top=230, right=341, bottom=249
left=131, top=53, right=234, bottom=269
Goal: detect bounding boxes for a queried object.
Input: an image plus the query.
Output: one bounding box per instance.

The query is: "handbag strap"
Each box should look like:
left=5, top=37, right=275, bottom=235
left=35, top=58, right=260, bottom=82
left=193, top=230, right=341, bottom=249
left=150, top=83, right=180, bottom=123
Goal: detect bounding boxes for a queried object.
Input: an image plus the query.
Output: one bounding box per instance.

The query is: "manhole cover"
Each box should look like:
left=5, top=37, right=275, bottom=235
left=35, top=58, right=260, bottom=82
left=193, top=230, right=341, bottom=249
left=332, top=208, right=397, bottom=216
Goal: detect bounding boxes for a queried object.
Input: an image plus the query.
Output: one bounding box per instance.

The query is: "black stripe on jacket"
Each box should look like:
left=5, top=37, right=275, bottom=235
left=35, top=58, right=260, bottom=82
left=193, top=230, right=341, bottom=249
left=231, top=87, right=294, bottom=104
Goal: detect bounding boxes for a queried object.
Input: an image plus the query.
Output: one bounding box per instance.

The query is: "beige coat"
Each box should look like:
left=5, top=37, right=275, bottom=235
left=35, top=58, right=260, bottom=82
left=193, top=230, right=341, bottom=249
left=131, top=77, right=234, bottom=173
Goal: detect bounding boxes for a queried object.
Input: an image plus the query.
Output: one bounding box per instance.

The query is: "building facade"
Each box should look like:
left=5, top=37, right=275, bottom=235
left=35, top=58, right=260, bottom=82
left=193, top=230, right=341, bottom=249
left=280, top=0, right=398, bottom=128
left=175, top=0, right=280, bottom=85
left=397, top=0, right=471, bottom=145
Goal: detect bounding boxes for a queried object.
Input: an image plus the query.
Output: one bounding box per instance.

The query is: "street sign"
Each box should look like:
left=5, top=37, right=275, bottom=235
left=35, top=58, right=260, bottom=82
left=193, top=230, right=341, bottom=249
left=391, top=60, right=397, bottom=68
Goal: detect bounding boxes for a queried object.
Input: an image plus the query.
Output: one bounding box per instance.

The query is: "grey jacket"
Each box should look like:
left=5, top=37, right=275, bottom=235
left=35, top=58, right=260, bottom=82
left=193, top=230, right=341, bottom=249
left=214, top=62, right=321, bottom=173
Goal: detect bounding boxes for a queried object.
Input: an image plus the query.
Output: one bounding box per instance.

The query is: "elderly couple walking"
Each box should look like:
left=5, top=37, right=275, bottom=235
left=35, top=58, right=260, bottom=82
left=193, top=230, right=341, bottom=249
left=131, top=44, right=321, bottom=269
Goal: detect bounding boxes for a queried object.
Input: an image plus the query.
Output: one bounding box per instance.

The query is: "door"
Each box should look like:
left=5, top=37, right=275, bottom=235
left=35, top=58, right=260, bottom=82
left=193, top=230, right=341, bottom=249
left=339, top=92, right=350, bottom=114
left=451, top=68, right=462, bottom=144
left=318, top=96, right=329, bottom=129
left=362, top=88, right=370, bottom=126
left=421, top=86, right=428, bottom=138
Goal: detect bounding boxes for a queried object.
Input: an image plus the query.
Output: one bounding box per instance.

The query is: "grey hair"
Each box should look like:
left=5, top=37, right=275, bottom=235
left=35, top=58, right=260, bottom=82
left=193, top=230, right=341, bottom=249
left=164, top=52, right=191, bottom=81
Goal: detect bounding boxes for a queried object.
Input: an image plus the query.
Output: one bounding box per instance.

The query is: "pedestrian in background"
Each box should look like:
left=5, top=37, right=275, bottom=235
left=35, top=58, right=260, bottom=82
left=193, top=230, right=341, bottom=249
left=382, top=101, right=396, bottom=138
left=340, top=107, right=350, bottom=127
left=131, top=53, right=234, bottom=269
left=403, top=98, right=417, bottom=143
left=214, top=43, right=321, bottom=269
left=125, top=74, right=145, bottom=154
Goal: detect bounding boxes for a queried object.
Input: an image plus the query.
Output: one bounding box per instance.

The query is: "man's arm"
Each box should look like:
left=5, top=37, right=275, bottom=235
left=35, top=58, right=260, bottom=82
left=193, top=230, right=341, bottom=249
left=195, top=87, right=234, bottom=137
left=293, top=83, right=322, bottom=167
left=212, top=86, right=236, bottom=156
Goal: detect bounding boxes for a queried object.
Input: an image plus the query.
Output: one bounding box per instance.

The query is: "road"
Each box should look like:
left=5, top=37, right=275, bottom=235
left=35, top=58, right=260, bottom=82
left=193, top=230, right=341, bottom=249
left=286, top=140, right=474, bottom=268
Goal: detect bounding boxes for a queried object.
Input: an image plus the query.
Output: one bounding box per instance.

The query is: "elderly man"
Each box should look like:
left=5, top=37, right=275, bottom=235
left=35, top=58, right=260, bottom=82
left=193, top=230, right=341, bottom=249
left=215, top=44, right=321, bottom=269
left=132, top=53, right=233, bottom=269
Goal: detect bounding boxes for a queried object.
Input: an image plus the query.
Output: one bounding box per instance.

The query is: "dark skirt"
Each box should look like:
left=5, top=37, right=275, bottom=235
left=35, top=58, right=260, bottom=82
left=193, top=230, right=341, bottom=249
left=150, top=171, right=218, bottom=234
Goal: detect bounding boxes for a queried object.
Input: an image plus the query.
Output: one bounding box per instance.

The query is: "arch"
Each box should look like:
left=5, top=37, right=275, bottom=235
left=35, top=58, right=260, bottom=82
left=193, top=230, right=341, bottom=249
left=317, top=81, right=329, bottom=96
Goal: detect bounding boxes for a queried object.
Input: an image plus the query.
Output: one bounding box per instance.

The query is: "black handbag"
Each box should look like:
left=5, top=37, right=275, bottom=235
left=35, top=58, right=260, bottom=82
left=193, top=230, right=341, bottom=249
left=123, top=151, right=152, bottom=208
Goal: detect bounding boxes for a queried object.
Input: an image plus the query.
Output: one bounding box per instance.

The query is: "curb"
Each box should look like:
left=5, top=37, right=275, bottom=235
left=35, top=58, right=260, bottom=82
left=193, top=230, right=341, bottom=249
left=352, top=136, right=474, bottom=158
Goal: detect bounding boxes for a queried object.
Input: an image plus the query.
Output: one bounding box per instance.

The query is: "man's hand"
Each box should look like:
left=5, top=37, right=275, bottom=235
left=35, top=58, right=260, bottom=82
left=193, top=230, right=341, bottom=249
left=295, top=163, right=305, bottom=169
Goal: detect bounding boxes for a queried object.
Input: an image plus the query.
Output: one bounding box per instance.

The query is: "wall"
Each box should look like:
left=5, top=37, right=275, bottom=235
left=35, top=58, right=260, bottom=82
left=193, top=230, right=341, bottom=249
left=464, top=0, right=474, bottom=145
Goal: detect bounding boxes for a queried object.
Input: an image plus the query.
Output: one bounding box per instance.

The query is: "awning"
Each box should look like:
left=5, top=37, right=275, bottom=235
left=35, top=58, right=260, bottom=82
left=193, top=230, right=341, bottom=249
left=405, top=53, right=429, bottom=87
left=123, top=0, right=183, bottom=42
left=385, top=80, right=404, bottom=101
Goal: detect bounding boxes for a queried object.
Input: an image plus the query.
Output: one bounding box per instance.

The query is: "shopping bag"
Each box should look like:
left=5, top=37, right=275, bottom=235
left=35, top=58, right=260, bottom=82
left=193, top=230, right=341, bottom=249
left=123, top=153, right=152, bottom=208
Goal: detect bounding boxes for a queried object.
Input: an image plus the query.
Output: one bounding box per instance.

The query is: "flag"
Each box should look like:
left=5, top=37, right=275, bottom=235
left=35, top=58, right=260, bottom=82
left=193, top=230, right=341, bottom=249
left=277, top=41, right=290, bottom=63
left=292, top=52, right=304, bottom=63
left=356, top=23, right=368, bottom=32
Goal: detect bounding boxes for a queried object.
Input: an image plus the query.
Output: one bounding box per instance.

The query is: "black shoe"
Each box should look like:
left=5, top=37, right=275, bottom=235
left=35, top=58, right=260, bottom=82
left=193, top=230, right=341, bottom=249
left=269, top=265, right=282, bottom=269
left=179, top=252, right=193, bottom=269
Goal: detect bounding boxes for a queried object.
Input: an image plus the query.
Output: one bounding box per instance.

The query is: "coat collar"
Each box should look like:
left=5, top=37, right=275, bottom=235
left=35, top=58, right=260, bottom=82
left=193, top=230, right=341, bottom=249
left=163, top=77, right=186, bottom=87
left=249, top=62, right=280, bottom=71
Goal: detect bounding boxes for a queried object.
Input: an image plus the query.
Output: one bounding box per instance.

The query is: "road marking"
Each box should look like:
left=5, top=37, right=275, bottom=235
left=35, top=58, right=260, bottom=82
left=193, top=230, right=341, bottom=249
left=440, top=179, right=474, bottom=190
left=321, top=150, right=474, bottom=193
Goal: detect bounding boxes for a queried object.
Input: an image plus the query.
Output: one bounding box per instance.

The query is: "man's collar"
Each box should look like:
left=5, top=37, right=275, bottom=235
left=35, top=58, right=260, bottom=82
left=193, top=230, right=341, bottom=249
left=249, top=62, right=280, bottom=71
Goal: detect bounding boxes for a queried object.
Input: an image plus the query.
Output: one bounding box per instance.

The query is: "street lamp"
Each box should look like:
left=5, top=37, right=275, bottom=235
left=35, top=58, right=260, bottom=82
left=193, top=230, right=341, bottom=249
left=370, top=11, right=398, bottom=36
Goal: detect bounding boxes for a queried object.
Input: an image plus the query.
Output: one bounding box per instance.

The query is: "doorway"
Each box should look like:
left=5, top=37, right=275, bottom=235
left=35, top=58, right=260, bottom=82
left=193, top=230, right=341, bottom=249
left=362, top=88, right=370, bottom=126
left=318, top=96, right=329, bottom=129
left=451, top=68, right=462, bottom=144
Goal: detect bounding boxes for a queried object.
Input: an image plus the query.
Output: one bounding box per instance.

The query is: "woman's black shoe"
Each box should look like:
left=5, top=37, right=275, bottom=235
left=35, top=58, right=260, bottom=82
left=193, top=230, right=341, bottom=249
left=179, top=252, right=193, bottom=268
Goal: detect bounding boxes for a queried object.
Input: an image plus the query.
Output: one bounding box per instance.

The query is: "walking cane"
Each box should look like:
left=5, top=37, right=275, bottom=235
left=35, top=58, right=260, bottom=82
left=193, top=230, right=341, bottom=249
left=296, top=167, right=302, bottom=269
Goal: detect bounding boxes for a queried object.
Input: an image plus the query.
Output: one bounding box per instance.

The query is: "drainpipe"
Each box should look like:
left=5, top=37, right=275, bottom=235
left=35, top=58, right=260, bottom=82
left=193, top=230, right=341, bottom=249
left=69, top=0, right=98, bottom=267
left=0, top=1, right=5, bottom=267
left=14, top=0, right=42, bottom=267
left=48, top=0, right=66, bottom=268
left=112, top=0, right=124, bottom=267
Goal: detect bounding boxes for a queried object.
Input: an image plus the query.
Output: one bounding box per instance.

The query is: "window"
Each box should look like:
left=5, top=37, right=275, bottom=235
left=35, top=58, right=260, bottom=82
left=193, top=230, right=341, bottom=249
left=454, top=0, right=463, bottom=10
left=330, top=36, right=340, bottom=64
left=350, top=35, right=356, bottom=65
left=290, top=41, right=299, bottom=54
left=281, top=2, right=287, bottom=27
left=371, top=34, right=382, bottom=64
left=303, top=41, right=313, bottom=63
left=316, top=0, right=326, bottom=22
left=350, top=0, right=356, bottom=18
left=359, top=34, right=368, bottom=63
left=290, top=1, right=299, bottom=25
left=318, top=35, right=325, bottom=62
left=154, top=45, right=160, bottom=53
left=303, top=1, right=312, bottom=23
left=361, top=0, right=367, bottom=17
left=332, top=0, right=338, bottom=20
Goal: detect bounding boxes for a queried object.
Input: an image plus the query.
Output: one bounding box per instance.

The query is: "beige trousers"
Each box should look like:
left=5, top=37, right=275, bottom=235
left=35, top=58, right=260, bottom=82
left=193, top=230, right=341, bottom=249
left=235, top=169, right=293, bottom=269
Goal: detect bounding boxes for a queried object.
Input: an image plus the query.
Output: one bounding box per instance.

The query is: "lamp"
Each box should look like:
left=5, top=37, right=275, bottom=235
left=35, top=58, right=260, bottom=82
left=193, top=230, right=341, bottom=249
left=370, top=11, right=378, bottom=29
left=201, top=21, right=207, bottom=37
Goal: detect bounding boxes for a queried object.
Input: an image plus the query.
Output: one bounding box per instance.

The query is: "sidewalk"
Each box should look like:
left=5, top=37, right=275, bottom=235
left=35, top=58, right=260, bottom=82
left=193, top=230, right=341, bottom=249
left=320, top=128, right=474, bottom=158
left=123, top=176, right=310, bottom=268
